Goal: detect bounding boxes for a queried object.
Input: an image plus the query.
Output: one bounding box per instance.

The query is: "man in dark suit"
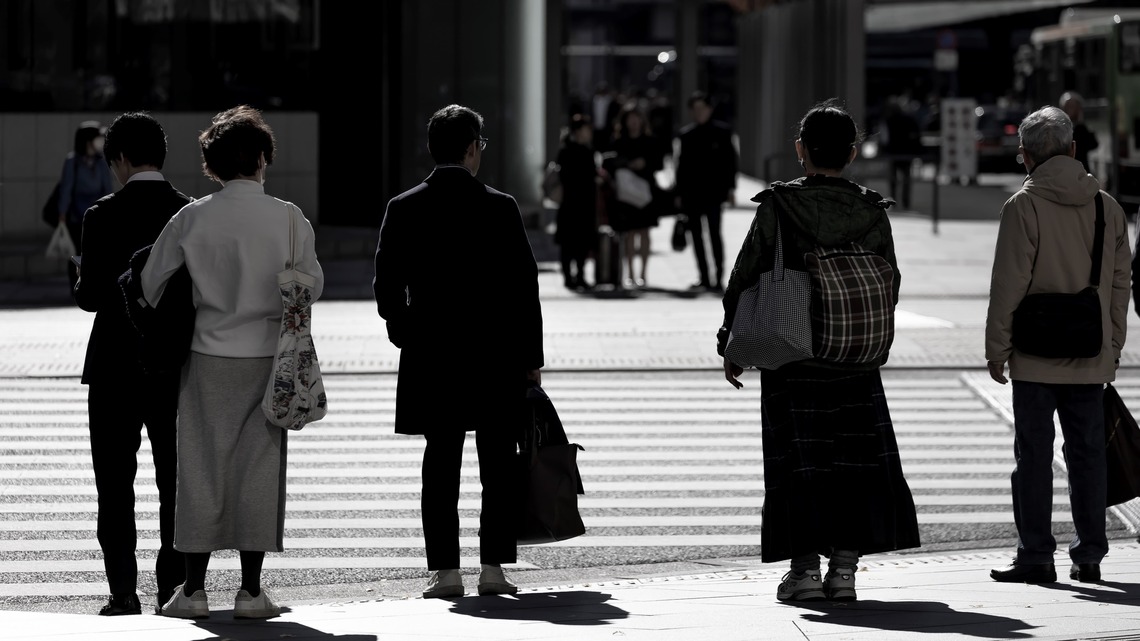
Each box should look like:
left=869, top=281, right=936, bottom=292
left=374, top=104, right=544, bottom=599
left=675, top=91, right=739, bottom=293
left=73, top=111, right=193, bottom=616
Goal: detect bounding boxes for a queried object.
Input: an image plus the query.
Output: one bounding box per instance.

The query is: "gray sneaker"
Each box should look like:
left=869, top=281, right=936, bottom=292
left=824, top=568, right=857, bottom=601
left=776, top=570, right=825, bottom=602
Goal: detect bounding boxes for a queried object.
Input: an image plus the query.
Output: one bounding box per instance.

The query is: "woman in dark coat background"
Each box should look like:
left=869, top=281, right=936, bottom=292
left=605, top=104, right=668, bottom=288
left=554, top=114, right=599, bottom=290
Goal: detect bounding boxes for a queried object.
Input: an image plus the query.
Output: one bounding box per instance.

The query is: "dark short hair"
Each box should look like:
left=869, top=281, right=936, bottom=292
left=103, top=111, right=168, bottom=170
left=73, top=120, right=104, bottom=156
left=568, top=112, right=592, bottom=133
left=688, top=91, right=711, bottom=109
left=797, top=98, right=864, bottom=170
left=199, top=105, right=276, bottom=183
left=427, top=104, right=484, bottom=165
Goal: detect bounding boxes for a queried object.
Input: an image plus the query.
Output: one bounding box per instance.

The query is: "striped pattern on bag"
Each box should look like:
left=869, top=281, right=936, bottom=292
left=805, top=244, right=895, bottom=364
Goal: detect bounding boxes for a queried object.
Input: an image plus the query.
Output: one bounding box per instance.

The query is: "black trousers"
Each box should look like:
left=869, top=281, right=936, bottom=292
left=422, top=424, right=518, bottom=570
left=688, top=202, right=725, bottom=287
left=88, top=375, right=184, bottom=597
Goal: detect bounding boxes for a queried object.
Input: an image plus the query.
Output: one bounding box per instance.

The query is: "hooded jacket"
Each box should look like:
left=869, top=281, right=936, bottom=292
left=718, top=174, right=899, bottom=370
left=985, top=155, right=1129, bottom=384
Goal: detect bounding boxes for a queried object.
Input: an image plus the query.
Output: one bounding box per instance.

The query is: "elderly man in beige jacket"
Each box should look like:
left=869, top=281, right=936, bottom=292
left=985, top=106, right=1131, bottom=586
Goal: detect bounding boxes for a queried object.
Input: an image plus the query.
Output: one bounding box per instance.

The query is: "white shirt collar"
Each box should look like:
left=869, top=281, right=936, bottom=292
left=125, top=171, right=165, bottom=183
left=434, top=164, right=473, bottom=176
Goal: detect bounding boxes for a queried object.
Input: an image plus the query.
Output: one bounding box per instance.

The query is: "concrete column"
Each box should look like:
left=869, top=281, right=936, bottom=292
left=736, top=0, right=865, bottom=183
left=676, top=0, right=700, bottom=131
left=545, top=0, right=565, bottom=169
left=502, top=0, right=547, bottom=210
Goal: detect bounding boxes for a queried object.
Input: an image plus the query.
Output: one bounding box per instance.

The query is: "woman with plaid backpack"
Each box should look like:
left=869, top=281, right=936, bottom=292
left=717, top=99, right=920, bottom=603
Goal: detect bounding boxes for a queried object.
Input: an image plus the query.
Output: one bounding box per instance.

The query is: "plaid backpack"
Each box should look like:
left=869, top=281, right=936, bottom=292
left=805, top=242, right=896, bottom=364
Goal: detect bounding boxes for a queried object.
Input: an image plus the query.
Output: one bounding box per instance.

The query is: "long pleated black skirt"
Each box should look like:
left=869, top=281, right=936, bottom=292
left=759, top=365, right=921, bottom=563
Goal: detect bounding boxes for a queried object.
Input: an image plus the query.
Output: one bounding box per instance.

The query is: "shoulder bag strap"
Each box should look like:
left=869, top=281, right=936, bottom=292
left=286, top=202, right=298, bottom=270
left=1089, top=192, right=1105, bottom=288
left=771, top=208, right=786, bottom=282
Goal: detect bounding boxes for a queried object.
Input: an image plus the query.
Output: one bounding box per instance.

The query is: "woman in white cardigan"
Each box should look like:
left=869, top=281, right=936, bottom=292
left=142, top=105, right=323, bottom=620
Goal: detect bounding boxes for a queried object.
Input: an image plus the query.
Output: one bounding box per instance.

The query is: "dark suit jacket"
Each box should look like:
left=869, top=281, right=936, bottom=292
left=73, top=179, right=193, bottom=384
left=118, top=245, right=195, bottom=377
left=374, top=166, right=544, bottom=435
left=675, top=119, right=738, bottom=207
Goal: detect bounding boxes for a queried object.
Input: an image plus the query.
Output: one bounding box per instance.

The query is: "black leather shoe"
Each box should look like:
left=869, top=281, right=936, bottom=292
left=1070, top=563, right=1101, bottom=582
left=98, top=593, right=142, bottom=616
left=990, top=562, right=1057, bottom=583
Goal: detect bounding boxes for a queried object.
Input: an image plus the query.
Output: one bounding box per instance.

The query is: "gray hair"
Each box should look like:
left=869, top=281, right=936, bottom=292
left=1019, top=106, right=1073, bottom=163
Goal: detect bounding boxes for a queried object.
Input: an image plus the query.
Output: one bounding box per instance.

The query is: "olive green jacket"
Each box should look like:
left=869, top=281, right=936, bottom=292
left=717, top=174, right=900, bottom=370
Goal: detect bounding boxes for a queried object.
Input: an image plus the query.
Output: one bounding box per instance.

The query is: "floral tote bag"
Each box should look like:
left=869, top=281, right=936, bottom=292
left=262, top=203, right=328, bottom=430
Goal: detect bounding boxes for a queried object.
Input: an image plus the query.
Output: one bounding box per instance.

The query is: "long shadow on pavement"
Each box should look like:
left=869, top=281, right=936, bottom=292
left=790, top=600, right=1037, bottom=638
left=190, top=611, right=379, bottom=641
left=1037, top=578, right=1140, bottom=604
left=448, top=590, right=629, bottom=626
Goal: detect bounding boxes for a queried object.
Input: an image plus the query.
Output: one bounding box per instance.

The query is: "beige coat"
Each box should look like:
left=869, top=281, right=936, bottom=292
left=985, top=155, right=1130, bottom=384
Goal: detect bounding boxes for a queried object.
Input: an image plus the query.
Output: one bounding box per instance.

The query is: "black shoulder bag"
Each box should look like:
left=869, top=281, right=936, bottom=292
left=1011, top=193, right=1104, bottom=359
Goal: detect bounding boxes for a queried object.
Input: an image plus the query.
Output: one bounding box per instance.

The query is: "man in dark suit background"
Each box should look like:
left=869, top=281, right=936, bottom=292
left=73, top=111, right=193, bottom=616
left=374, top=104, right=544, bottom=599
left=675, top=91, right=739, bottom=293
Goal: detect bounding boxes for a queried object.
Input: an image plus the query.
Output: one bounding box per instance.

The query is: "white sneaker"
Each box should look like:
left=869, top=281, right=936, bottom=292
left=423, top=569, right=464, bottom=599
left=234, top=588, right=281, bottom=619
left=478, top=565, right=518, bottom=596
left=160, top=585, right=209, bottom=619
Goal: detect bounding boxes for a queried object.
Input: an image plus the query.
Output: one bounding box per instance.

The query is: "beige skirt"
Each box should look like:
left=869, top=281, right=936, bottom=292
left=175, top=352, right=286, bottom=553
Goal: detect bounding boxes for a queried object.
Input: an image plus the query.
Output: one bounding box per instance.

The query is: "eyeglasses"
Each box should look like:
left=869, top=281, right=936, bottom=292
left=477, top=136, right=488, bottom=151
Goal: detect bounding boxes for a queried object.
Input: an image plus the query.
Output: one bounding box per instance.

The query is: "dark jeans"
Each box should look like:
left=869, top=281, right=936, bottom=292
left=560, top=247, right=588, bottom=286
left=88, top=375, right=184, bottom=597
left=422, top=425, right=518, bottom=570
left=1011, top=380, right=1108, bottom=565
left=687, top=202, right=724, bottom=287
left=888, top=159, right=912, bottom=209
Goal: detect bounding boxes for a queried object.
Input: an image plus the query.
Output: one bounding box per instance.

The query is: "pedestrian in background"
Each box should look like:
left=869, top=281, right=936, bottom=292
left=142, top=105, right=323, bottom=619
left=374, top=104, right=544, bottom=599
left=72, top=111, right=193, bottom=617
left=554, top=113, right=599, bottom=290
left=675, top=90, right=738, bottom=293
left=880, top=95, right=922, bottom=210
left=985, top=105, right=1129, bottom=585
left=1060, top=91, right=1099, bottom=175
left=720, top=99, right=920, bottom=603
left=604, top=103, right=667, bottom=289
left=57, top=121, right=115, bottom=289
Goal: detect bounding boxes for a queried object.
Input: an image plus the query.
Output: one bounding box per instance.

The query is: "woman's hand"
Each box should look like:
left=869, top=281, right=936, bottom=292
left=724, top=356, right=744, bottom=389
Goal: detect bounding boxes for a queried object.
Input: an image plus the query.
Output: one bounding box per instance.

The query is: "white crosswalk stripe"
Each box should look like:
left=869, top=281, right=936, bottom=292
left=0, top=371, right=1136, bottom=602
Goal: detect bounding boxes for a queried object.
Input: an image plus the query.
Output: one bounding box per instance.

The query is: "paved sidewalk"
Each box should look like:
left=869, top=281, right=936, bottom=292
left=5, top=540, right=1140, bottom=640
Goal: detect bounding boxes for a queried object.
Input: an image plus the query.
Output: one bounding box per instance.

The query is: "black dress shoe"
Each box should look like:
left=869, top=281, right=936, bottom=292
left=1070, top=563, right=1101, bottom=582
left=990, top=562, right=1057, bottom=583
left=99, top=593, right=142, bottom=616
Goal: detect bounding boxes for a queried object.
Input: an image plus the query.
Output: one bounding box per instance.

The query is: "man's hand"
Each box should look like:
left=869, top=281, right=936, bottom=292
left=988, top=361, right=1008, bottom=385
left=526, top=369, right=542, bottom=386
left=724, top=356, right=744, bottom=389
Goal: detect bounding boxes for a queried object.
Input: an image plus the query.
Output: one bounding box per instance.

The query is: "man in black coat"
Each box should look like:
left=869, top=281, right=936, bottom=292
left=72, top=112, right=193, bottom=616
left=675, top=91, right=739, bottom=292
left=374, top=104, right=544, bottom=599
